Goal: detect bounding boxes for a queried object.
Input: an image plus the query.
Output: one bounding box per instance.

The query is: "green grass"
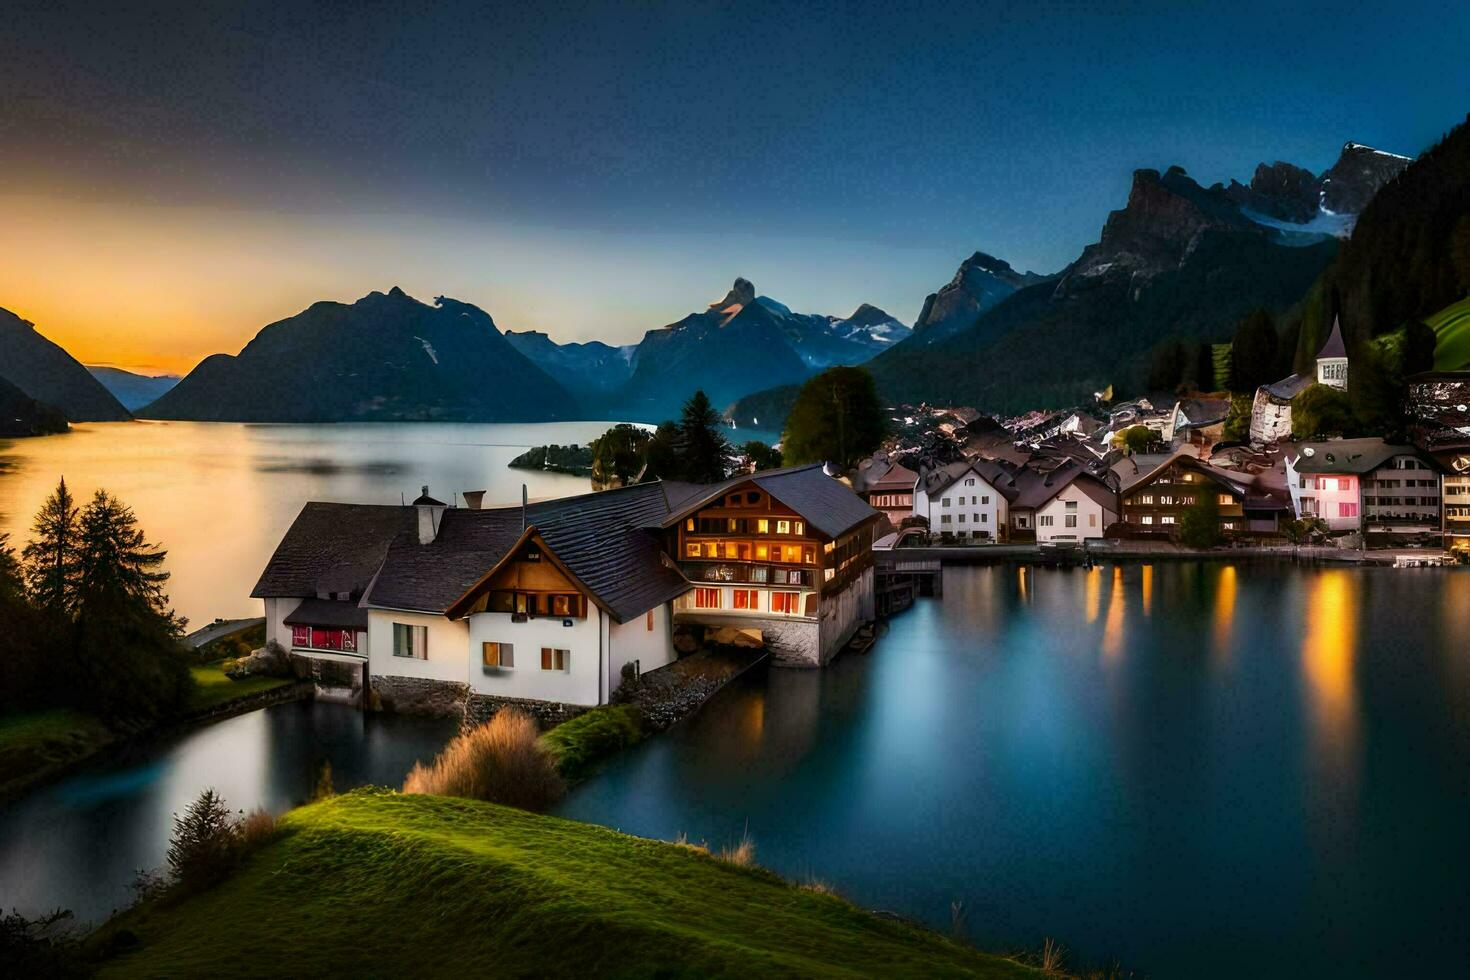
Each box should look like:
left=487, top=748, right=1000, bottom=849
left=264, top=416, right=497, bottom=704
left=541, top=704, right=647, bottom=780
left=183, top=663, right=292, bottom=714
left=1210, top=343, right=1233, bottom=391
left=1429, top=295, right=1470, bottom=370
left=95, top=790, right=1041, bottom=978
left=0, top=708, right=115, bottom=797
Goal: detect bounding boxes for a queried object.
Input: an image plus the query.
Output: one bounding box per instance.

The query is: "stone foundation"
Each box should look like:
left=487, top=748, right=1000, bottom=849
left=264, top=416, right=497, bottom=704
left=463, top=693, right=588, bottom=731
left=369, top=674, right=469, bottom=719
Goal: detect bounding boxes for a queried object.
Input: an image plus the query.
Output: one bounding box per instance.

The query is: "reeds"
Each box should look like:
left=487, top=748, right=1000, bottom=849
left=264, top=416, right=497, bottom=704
left=403, top=709, right=565, bottom=811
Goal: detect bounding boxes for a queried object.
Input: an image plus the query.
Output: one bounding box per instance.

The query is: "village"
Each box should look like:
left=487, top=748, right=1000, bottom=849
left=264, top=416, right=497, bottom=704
left=855, top=318, right=1470, bottom=562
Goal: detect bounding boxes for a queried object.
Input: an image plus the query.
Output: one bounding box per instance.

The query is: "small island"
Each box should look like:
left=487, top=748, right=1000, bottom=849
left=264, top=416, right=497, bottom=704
left=506, top=443, right=594, bottom=477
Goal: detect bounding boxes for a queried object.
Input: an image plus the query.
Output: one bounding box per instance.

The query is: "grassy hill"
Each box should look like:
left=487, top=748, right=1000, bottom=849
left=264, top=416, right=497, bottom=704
left=1430, top=295, right=1470, bottom=370
left=96, top=790, right=1042, bottom=978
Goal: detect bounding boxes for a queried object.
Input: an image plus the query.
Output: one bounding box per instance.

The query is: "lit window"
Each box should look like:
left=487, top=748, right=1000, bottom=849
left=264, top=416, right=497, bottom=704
left=1140, top=515, right=1154, bottom=525
left=694, top=588, right=721, bottom=609
left=771, top=592, right=800, bottom=614
left=686, top=518, right=695, bottom=531
left=755, top=544, right=769, bottom=560
left=757, top=519, right=770, bottom=533
left=1218, top=494, right=1232, bottom=506
left=777, top=520, right=791, bottom=534
left=1140, top=494, right=1154, bottom=504
left=551, top=594, right=579, bottom=617
left=686, top=542, right=701, bottom=558
left=803, top=547, right=815, bottom=564
left=793, top=521, right=804, bottom=535
left=1160, top=516, right=1175, bottom=525
left=482, top=641, right=513, bottom=668
left=540, top=647, right=569, bottom=671
left=733, top=589, right=759, bottom=610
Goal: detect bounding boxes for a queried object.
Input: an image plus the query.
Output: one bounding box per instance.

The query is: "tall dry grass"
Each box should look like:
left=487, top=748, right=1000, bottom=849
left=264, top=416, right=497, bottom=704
left=403, top=709, right=565, bottom=811
left=717, top=825, right=757, bottom=867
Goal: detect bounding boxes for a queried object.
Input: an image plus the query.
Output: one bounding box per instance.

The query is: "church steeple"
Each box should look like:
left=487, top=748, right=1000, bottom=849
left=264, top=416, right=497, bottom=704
left=1315, top=316, right=1349, bottom=390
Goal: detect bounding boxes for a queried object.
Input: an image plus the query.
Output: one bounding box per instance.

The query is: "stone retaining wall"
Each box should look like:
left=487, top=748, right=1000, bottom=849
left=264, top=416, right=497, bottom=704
left=463, top=693, right=588, bottom=730
left=369, top=674, right=469, bottom=719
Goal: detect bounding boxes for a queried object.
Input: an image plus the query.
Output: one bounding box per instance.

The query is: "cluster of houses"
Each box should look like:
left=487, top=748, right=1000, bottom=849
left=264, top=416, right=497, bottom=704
left=857, top=320, right=1470, bottom=555
left=253, top=464, right=879, bottom=716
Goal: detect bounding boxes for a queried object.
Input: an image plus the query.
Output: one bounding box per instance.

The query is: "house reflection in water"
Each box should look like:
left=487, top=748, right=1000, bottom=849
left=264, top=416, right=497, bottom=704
left=1301, top=570, right=1360, bottom=777
left=1101, top=565, right=1126, bottom=664
left=1212, top=565, right=1237, bottom=659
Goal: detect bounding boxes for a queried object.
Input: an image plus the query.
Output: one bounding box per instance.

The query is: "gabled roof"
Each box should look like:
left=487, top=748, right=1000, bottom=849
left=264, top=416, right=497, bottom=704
left=1010, top=460, right=1117, bottom=512
left=1290, top=438, right=1426, bottom=475
left=659, top=463, right=879, bottom=539
left=1316, top=316, right=1347, bottom=359
left=1173, top=398, right=1231, bottom=427
left=368, top=481, right=689, bottom=622
left=1123, top=452, right=1253, bottom=498
left=251, top=503, right=416, bottom=599
left=917, top=458, right=1020, bottom=502
left=284, top=597, right=370, bottom=630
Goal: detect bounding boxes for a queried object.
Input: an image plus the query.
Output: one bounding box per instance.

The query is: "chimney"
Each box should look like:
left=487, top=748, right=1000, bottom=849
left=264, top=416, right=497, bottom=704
left=412, top=485, right=447, bottom=545
left=462, top=490, right=486, bottom=510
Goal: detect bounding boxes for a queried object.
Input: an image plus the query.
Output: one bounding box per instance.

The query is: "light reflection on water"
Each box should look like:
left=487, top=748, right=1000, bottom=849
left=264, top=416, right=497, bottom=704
left=558, top=563, right=1470, bottom=980
left=0, top=421, right=614, bottom=624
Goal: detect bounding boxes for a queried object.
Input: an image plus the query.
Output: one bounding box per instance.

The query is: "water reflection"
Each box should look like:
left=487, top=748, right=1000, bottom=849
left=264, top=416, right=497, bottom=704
left=1212, top=564, right=1237, bottom=659
left=0, top=421, right=610, bottom=623
left=1101, top=565, right=1126, bottom=664
left=0, top=701, right=457, bottom=923
left=1141, top=563, right=1153, bottom=616
left=1301, top=570, right=1359, bottom=776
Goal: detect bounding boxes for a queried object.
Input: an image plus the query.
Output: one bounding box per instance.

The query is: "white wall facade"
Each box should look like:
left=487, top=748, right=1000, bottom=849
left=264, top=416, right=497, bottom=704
left=262, top=596, right=302, bottom=649
left=366, top=608, right=471, bottom=685
left=608, top=604, right=674, bottom=695
left=1249, top=389, right=1293, bottom=445
left=915, top=471, right=1009, bottom=540
left=466, top=608, right=604, bottom=705
left=1035, top=484, right=1115, bottom=542
left=1317, top=357, right=1348, bottom=390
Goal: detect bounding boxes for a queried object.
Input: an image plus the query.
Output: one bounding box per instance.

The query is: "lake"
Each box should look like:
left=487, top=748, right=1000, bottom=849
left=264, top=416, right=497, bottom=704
left=1, top=422, right=1466, bottom=977
left=557, top=563, right=1470, bottom=979
left=0, top=421, right=618, bottom=625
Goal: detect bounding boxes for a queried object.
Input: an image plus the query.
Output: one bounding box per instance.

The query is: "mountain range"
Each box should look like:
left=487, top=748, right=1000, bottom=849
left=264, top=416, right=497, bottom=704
left=858, top=141, right=1412, bottom=414
left=0, top=306, right=130, bottom=423
left=143, top=288, right=578, bottom=423
left=86, top=367, right=180, bottom=412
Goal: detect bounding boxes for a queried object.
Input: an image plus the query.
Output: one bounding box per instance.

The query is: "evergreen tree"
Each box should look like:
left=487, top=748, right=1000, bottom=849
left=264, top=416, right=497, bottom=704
left=0, top=532, right=21, bottom=604
left=1193, top=342, right=1218, bottom=392
left=641, top=422, right=681, bottom=482
left=167, top=789, right=242, bottom=888
left=589, top=423, right=652, bottom=487
left=1179, top=489, right=1223, bottom=549
left=1147, top=339, right=1188, bottom=392
left=1402, top=319, right=1438, bottom=376
left=1347, top=341, right=1405, bottom=439
left=74, top=490, right=178, bottom=627
left=1292, top=384, right=1356, bottom=439
left=1229, top=309, right=1279, bottom=392
left=741, top=440, right=783, bottom=472
left=677, top=391, right=734, bottom=484
left=22, top=478, right=79, bottom=612
left=782, top=366, right=886, bottom=469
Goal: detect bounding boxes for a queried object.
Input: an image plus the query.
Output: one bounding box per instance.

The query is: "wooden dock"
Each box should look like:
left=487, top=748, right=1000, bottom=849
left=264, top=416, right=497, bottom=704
left=875, top=557, right=942, bottom=617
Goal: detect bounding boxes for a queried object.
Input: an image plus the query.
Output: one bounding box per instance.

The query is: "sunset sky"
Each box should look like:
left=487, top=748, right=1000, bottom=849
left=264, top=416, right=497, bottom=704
left=3, top=0, right=1467, bottom=375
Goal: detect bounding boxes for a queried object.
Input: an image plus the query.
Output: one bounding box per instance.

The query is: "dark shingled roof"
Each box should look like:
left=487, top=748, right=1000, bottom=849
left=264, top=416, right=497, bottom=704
left=251, top=503, right=416, bottom=599
left=918, top=459, right=1020, bottom=502
left=366, top=481, right=689, bottom=622
left=1259, top=372, right=1313, bottom=401
left=660, top=464, right=879, bottom=539
left=1291, top=438, right=1426, bottom=475
left=284, top=597, right=370, bottom=630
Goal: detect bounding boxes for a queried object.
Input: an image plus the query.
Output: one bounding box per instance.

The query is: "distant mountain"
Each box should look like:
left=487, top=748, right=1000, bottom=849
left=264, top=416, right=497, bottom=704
left=509, top=278, right=903, bottom=421
left=0, top=374, right=69, bottom=437
left=142, top=288, right=577, bottom=423
left=87, top=366, right=180, bottom=411
left=910, top=252, right=1050, bottom=343
left=867, top=164, right=1341, bottom=413
left=1289, top=117, right=1470, bottom=365
left=503, top=331, right=635, bottom=396
left=0, top=306, right=131, bottom=421
left=1225, top=142, right=1412, bottom=237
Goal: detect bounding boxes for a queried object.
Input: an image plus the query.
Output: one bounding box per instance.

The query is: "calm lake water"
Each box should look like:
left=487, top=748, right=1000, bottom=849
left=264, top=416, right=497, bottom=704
left=0, top=421, right=618, bottom=625
left=558, top=563, right=1470, bottom=980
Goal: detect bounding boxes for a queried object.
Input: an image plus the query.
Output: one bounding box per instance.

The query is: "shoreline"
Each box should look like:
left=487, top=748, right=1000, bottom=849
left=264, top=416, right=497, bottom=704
left=882, top=543, right=1466, bottom=567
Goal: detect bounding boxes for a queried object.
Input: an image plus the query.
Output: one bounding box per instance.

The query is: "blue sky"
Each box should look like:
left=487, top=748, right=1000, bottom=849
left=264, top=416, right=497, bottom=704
left=2, top=0, right=1467, bottom=369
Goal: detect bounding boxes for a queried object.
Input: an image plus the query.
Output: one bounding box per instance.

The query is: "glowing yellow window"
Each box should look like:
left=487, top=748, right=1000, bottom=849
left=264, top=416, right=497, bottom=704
left=686, top=542, right=700, bottom=558
left=686, top=518, right=695, bottom=531
left=794, top=521, right=804, bottom=535
left=755, top=544, right=769, bottom=560
left=757, top=519, right=770, bottom=533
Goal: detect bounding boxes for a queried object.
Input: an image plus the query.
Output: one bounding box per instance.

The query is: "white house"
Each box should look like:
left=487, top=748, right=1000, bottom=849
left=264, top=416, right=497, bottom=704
left=1014, top=462, right=1119, bottom=543
left=253, top=466, right=880, bottom=712
left=1286, top=439, right=1442, bottom=542
left=912, top=459, right=1018, bottom=541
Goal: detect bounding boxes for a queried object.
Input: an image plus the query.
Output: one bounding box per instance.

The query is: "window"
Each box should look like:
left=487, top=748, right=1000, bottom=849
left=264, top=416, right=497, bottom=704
left=1089, top=513, right=1097, bottom=527
left=733, top=589, right=759, bottom=610
left=980, top=513, right=988, bottom=523
left=646, top=610, right=654, bottom=631
left=750, top=565, right=769, bottom=583
left=1140, top=494, right=1154, bottom=504
left=685, top=518, right=695, bottom=531
left=823, top=568, right=834, bottom=582
left=981, top=495, right=989, bottom=505
left=1218, top=494, right=1233, bottom=506
left=771, top=592, right=800, bottom=614
left=694, top=587, right=721, bottom=608
left=794, top=521, right=805, bottom=535
left=551, top=594, right=579, bottom=617
left=1039, top=515, right=1054, bottom=527
left=1140, top=515, right=1154, bottom=525
left=393, top=623, right=427, bottom=659
left=964, top=478, right=975, bottom=486
left=291, top=625, right=310, bottom=647
left=757, top=519, right=770, bottom=533
left=540, top=647, right=569, bottom=671
left=1160, top=515, right=1175, bottom=525
left=775, top=519, right=791, bottom=534
left=940, top=514, right=952, bottom=524
left=959, top=514, right=967, bottom=523
left=482, top=641, right=513, bottom=668
left=686, top=542, right=701, bottom=558
left=1065, top=515, right=1077, bottom=528
left=942, top=498, right=951, bottom=507
left=803, top=546, right=815, bottom=564
left=1065, top=501, right=1077, bottom=511
left=1339, top=502, right=1359, bottom=518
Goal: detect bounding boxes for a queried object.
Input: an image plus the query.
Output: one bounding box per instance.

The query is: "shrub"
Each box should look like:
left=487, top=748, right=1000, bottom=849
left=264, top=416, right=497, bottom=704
left=403, top=710, right=565, bottom=811
left=540, top=705, right=646, bottom=780
left=238, top=807, right=279, bottom=850
left=717, top=826, right=757, bottom=868
left=166, top=789, right=242, bottom=889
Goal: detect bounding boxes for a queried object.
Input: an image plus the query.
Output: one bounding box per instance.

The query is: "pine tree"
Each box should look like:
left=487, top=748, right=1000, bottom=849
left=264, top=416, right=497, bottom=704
left=1229, top=309, right=1279, bottom=392
left=641, top=421, right=682, bottom=482
left=22, top=478, right=79, bottom=612
left=166, top=789, right=241, bottom=887
left=677, top=391, right=733, bottom=484
left=75, top=490, right=177, bottom=629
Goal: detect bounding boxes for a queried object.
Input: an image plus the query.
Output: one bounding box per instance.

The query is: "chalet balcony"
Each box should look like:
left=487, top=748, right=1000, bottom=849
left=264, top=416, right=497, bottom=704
left=678, top=560, right=814, bottom=588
